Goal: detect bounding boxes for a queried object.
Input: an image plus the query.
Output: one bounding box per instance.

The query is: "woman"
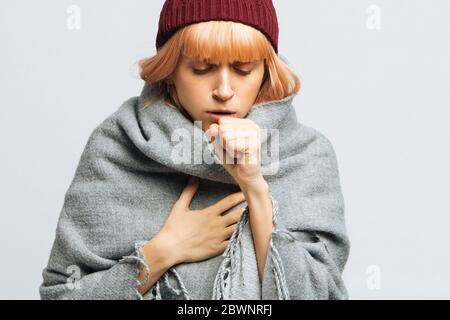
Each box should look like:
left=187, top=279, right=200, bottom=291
left=39, top=0, right=350, bottom=300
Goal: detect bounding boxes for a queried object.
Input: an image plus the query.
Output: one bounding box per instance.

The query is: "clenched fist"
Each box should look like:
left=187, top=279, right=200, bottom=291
left=206, top=117, right=262, bottom=188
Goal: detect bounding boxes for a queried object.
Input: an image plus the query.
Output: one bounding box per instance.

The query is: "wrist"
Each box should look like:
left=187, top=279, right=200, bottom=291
left=144, top=232, right=180, bottom=269
left=239, top=176, right=269, bottom=195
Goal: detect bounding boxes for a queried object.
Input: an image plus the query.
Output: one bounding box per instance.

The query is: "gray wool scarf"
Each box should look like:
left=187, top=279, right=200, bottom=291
left=39, top=82, right=350, bottom=300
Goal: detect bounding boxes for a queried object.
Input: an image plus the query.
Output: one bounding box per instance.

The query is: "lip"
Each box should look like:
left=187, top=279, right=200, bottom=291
left=206, top=111, right=237, bottom=121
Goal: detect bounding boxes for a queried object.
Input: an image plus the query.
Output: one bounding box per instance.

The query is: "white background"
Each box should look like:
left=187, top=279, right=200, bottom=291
left=1, top=0, right=449, bottom=299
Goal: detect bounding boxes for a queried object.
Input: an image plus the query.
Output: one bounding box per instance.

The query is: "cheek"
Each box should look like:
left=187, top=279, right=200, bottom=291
left=177, top=79, right=204, bottom=102
left=182, top=76, right=210, bottom=96
left=237, top=79, right=262, bottom=100
left=240, top=70, right=265, bottom=95
left=174, top=79, right=210, bottom=119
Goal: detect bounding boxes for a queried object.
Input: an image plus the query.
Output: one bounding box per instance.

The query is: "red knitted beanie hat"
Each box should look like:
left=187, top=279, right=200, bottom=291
left=156, top=0, right=279, bottom=53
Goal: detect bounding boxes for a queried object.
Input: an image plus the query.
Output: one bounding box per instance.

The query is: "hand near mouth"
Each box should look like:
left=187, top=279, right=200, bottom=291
left=205, top=117, right=263, bottom=189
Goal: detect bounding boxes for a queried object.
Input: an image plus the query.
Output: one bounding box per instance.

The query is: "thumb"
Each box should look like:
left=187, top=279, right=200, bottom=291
left=206, top=123, right=219, bottom=143
left=177, top=176, right=199, bottom=208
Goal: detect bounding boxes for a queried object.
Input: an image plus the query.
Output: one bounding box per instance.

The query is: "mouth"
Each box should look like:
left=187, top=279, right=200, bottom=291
left=206, top=111, right=237, bottom=121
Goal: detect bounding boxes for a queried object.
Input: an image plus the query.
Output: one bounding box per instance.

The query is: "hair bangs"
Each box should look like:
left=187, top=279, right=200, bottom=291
left=180, top=20, right=270, bottom=64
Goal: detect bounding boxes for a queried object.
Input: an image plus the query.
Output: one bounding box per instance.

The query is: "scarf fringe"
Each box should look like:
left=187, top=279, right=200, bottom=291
left=119, top=240, right=152, bottom=300
left=269, top=195, right=291, bottom=299
left=212, top=207, right=249, bottom=299
left=126, top=240, right=192, bottom=300
left=269, top=239, right=291, bottom=299
left=151, top=268, right=191, bottom=300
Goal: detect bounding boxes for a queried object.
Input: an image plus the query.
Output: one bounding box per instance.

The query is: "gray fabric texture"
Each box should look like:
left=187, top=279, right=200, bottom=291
left=39, top=82, right=350, bottom=300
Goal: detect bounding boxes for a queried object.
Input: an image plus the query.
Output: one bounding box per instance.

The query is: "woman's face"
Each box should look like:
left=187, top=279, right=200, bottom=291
left=170, top=55, right=266, bottom=131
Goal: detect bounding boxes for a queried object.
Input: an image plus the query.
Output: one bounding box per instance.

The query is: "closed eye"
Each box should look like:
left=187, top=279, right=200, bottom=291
left=192, top=65, right=252, bottom=75
left=234, top=66, right=252, bottom=75
left=192, top=67, right=213, bottom=75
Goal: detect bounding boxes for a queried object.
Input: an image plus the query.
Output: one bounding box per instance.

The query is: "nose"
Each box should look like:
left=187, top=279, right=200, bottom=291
left=212, top=69, right=235, bottom=102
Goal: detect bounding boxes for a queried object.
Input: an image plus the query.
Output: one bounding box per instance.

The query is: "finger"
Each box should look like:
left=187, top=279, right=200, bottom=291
left=206, top=123, right=225, bottom=160
left=222, top=223, right=238, bottom=240
left=206, top=124, right=219, bottom=143
left=218, top=116, right=239, bottom=124
left=225, top=139, right=241, bottom=159
left=208, top=192, right=246, bottom=215
left=238, top=143, right=259, bottom=165
left=219, top=128, right=257, bottom=162
left=215, top=129, right=239, bottom=164
left=222, top=207, right=246, bottom=226
left=209, top=128, right=232, bottom=165
left=176, top=176, right=199, bottom=208
left=218, top=126, right=238, bottom=149
left=218, top=240, right=230, bottom=253
left=225, top=138, right=249, bottom=160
